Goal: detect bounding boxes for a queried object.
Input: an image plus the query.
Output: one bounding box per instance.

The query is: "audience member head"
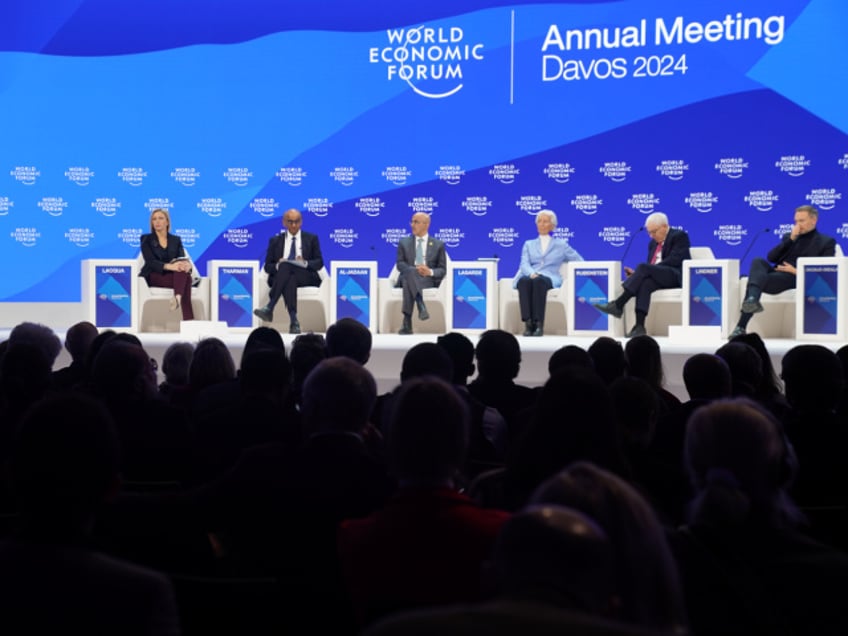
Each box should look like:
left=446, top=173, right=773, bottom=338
left=683, top=353, right=732, bottom=401
left=436, top=332, right=476, bottom=385
left=387, top=377, right=469, bottom=485
left=495, top=504, right=615, bottom=615
left=624, top=335, right=665, bottom=388
left=8, top=322, right=63, bottom=369
left=609, top=376, right=659, bottom=449
left=189, top=337, right=236, bottom=391
left=12, top=393, right=120, bottom=532
left=239, top=346, right=292, bottom=406
left=160, top=342, right=194, bottom=387
left=475, top=329, right=521, bottom=381
left=290, top=333, right=328, bottom=397
left=92, top=339, right=158, bottom=405
left=588, top=337, right=626, bottom=386
left=326, top=317, right=372, bottom=364
left=83, top=329, right=117, bottom=382
left=686, top=397, right=800, bottom=528
left=242, top=326, right=286, bottom=361
left=781, top=344, right=843, bottom=413
left=547, top=344, right=593, bottom=376
left=531, top=462, right=687, bottom=632
left=301, top=357, right=377, bottom=435
left=399, top=342, right=453, bottom=383
left=63, top=321, right=98, bottom=363
left=729, top=331, right=783, bottom=396
left=715, top=341, right=763, bottom=398
left=0, top=343, right=53, bottom=418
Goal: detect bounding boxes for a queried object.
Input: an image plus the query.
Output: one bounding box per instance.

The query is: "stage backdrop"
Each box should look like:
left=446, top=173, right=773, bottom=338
left=2, top=0, right=846, bottom=303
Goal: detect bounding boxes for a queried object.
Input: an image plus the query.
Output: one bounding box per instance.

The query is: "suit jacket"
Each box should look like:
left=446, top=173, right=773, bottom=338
left=139, top=232, right=186, bottom=282
left=766, top=228, right=836, bottom=266
left=396, top=235, right=447, bottom=285
left=512, top=236, right=583, bottom=288
left=644, top=228, right=690, bottom=274
left=262, top=230, right=324, bottom=287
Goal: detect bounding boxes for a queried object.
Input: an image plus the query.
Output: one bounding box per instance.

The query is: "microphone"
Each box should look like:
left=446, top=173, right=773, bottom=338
left=739, top=227, right=771, bottom=274
left=620, top=226, right=645, bottom=272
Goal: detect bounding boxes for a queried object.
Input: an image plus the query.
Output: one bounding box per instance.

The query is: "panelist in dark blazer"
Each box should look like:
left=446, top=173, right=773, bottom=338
left=731, top=204, right=837, bottom=337
left=254, top=208, right=324, bottom=334
left=396, top=212, right=447, bottom=335
left=594, top=211, right=691, bottom=337
left=139, top=207, right=194, bottom=320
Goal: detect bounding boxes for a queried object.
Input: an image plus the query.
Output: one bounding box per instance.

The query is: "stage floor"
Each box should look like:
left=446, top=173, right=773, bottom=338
left=7, top=326, right=828, bottom=401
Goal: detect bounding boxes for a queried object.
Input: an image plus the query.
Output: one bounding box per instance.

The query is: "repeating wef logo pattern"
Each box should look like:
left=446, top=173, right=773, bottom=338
left=745, top=190, right=779, bottom=212
left=627, top=193, right=660, bottom=214
left=117, top=167, right=147, bottom=186
left=837, top=224, right=848, bottom=240
left=713, top=224, right=746, bottom=246
left=598, top=226, right=630, bottom=248
left=369, top=25, right=484, bottom=99
left=381, top=228, right=407, bottom=246
left=383, top=166, right=412, bottom=185
left=599, top=161, right=631, bottom=182
left=0, top=197, right=14, bottom=216
left=10, top=166, right=40, bottom=185
left=715, top=157, right=748, bottom=179
left=516, top=195, right=548, bottom=215
left=775, top=155, right=810, bottom=177
left=38, top=197, right=67, bottom=217
left=435, top=165, right=465, bottom=185
left=435, top=227, right=464, bottom=248
left=408, top=196, right=438, bottom=213
left=171, top=167, right=200, bottom=186
left=92, top=197, right=121, bottom=217
left=146, top=198, right=173, bottom=212
left=65, top=227, right=95, bottom=247
left=223, top=228, right=253, bottom=248
left=197, top=197, right=227, bottom=218
left=490, top=164, right=520, bottom=184
left=175, top=228, right=200, bottom=249
left=571, top=194, right=603, bottom=215
left=552, top=227, right=576, bottom=241
left=544, top=162, right=575, bottom=183
left=462, top=196, right=492, bottom=216
left=330, top=166, right=359, bottom=186
left=330, top=228, right=358, bottom=248
left=250, top=197, right=279, bottom=217
left=276, top=167, right=307, bottom=186
left=806, top=188, right=841, bottom=210
left=223, top=167, right=253, bottom=187
left=304, top=197, right=333, bottom=217
left=656, top=160, right=689, bottom=181
left=11, top=227, right=41, bottom=247
left=65, top=166, right=95, bottom=186
left=489, top=227, right=520, bottom=248
left=839, top=154, right=848, bottom=170
left=356, top=197, right=384, bottom=217
left=685, top=191, right=718, bottom=213
left=118, top=228, right=143, bottom=248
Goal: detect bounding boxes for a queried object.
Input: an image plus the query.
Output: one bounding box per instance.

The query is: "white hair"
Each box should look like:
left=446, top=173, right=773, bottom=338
left=645, top=212, right=668, bottom=228
left=536, top=209, right=558, bottom=228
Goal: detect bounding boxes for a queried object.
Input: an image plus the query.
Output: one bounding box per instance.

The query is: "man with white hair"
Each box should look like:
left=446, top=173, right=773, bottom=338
left=594, top=212, right=691, bottom=337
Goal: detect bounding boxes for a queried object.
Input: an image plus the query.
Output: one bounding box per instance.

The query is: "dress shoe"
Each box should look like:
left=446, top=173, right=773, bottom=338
left=729, top=326, right=746, bottom=339
left=289, top=319, right=301, bottom=335
left=253, top=306, right=274, bottom=322
left=417, top=299, right=430, bottom=321
left=523, top=320, right=535, bottom=337
left=741, top=297, right=764, bottom=314
left=593, top=301, right=623, bottom=319
left=626, top=324, right=647, bottom=338
left=532, top=322, right=544, bottom=337
left=398, top=315, right=413, bottom=335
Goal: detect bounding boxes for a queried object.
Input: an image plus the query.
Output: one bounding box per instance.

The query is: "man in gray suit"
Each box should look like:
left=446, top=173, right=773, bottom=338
left=396, top=212, right=447, bottom=335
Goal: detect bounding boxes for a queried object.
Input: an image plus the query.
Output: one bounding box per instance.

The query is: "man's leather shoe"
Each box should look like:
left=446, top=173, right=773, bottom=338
left=289, top=319, right=301, bottom=335
left=593, top=301, right=623, bottom=319
left=523, top=320, right=535, bottom=337
left=741, top=297, right=764, bottom=314
left=532, top=322, right=544, bottom=337
left=398, top=315, right=413, bottom=335
left=253, top=306, right=273, bottom=322
left=729, top=326, right=746, bottom=339
left=417, top=301, right=430, bottom=321
left=626, top=324, right=647, bottom=338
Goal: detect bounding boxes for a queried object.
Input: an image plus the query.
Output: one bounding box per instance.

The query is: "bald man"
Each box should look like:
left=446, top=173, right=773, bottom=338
left=395, top=213, right=447, bottom=335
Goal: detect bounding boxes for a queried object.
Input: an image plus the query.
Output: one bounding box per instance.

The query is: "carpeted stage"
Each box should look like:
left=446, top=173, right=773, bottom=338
left=14, top=327, right=823, bottom=401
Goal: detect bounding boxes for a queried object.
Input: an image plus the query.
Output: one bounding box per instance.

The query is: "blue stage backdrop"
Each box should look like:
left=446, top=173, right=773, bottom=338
left=2, top=0, right=846, bottom=302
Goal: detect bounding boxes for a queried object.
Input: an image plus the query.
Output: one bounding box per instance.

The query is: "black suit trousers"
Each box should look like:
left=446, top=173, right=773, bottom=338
left=268, top=262, right=321, bottom=313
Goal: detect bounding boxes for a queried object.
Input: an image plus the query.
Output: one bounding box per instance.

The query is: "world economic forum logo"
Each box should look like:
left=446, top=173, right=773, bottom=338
left=369, top=25, right=485, bottom=99
left=713, top=224, right=746, bottom=247
left=223, top=228, right=253, bottom=249
left=0, top=197, right=14, bottom=216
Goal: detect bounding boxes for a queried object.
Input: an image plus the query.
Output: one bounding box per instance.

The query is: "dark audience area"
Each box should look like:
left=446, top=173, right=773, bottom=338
left=1, top=320, right=847, bottom=635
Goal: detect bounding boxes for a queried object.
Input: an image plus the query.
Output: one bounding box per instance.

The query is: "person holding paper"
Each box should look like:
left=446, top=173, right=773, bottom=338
left=254, top=208, right=324, bottom=334
left=139, top=207, right=194, bottom=320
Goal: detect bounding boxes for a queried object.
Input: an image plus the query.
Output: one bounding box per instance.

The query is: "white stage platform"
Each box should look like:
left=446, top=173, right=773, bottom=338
left=5, top=325, right=832, bottom=401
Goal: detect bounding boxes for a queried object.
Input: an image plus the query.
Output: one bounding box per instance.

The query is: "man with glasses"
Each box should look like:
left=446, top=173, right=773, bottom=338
left=395, top=212, right=447, bottom=335
left=254, top=208, right=324, bottom=334
left=593, top=212, right=691, bottom=337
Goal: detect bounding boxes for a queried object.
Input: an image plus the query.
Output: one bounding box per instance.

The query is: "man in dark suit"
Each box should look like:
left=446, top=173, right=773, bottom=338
left=254, top=208, right=324, bottom=334
left=730, top=204, right=837, bottom=337
left=396, top=212, right=447, bottom=335
left=594, top=211, right=691, bottom=337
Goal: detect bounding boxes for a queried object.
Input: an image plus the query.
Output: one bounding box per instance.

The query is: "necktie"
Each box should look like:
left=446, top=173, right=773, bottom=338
left=650, top=242, right=663, bottom=264
left=288, top=237, right=297, bottom=260
left=415, top=238, right=424, bottom=265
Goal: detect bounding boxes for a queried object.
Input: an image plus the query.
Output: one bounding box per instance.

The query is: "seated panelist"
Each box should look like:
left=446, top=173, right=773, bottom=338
left=139, top=208, right=194, bottom=321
